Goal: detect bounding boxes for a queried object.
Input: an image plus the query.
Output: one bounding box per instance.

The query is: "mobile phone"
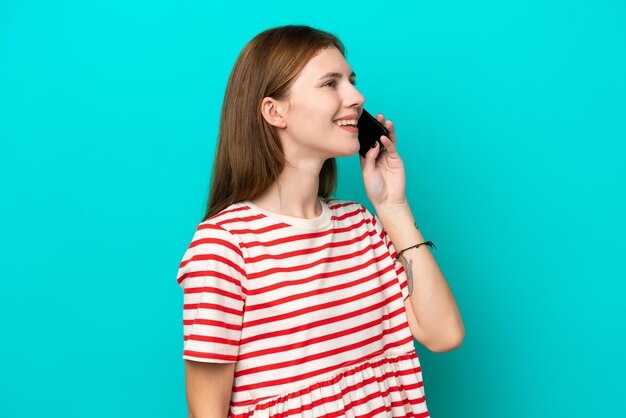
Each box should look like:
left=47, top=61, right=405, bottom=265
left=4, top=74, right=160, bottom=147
left=357, top=108, right=389, bottom=158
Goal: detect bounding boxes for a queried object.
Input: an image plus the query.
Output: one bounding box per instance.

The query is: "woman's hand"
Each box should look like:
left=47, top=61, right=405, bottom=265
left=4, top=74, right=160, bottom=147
left=359, top=113, right=407, bottom=208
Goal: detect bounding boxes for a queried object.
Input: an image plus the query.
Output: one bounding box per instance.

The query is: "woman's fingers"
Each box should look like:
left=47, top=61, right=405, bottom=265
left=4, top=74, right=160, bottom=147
left=374, top=113, right=397, bottom=156
left=376, top=113, right=396, bottom=143
left=380, top=134, right=397, bottom=155
left=360, top=136, right=382, bottom=171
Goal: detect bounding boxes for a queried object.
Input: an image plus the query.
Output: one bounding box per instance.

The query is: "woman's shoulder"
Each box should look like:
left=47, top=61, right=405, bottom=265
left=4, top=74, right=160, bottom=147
left=191, top=201, right=254, bottom=243
left=203, top=200, right=251, bottom=225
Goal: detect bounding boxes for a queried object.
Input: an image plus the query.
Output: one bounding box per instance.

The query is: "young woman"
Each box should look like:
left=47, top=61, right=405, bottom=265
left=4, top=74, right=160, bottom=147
left=177, top=25, right=464, bottom=418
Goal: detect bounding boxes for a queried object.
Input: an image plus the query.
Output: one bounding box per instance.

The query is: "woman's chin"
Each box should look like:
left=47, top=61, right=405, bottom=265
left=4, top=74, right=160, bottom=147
left=325, top=139, right=361, bottom=158
left=333, top=146, right=360, bottom=157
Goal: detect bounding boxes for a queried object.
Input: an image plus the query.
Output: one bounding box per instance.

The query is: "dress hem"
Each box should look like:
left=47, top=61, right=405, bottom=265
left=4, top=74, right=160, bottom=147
left=230, top=349, right=420, bottom=415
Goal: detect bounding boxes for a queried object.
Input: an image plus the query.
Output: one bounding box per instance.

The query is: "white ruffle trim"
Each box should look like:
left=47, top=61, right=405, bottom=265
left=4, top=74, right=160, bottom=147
left=230, top=351, right=429, bottom=418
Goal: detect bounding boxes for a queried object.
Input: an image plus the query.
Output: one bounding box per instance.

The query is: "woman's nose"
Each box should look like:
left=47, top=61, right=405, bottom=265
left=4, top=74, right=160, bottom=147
left=346, top=84, right=365, bottom=108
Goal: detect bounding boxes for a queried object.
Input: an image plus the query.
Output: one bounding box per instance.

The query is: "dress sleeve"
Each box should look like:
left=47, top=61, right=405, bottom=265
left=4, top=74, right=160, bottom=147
left=176, top=222, right=247, bottom=363
left=364, top=206, right=411, bottom=302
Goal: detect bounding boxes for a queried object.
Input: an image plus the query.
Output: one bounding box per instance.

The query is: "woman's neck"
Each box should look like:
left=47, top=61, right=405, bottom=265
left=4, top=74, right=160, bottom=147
left=249, top=160, right=323, bottom=219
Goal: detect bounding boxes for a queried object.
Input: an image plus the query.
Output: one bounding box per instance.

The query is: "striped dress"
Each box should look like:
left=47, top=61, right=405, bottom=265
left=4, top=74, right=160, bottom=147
left=177, top=197, right=430, bottom=417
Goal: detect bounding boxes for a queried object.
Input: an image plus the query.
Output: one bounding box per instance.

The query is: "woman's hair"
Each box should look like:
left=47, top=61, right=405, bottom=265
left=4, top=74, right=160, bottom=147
left=203, top=25, right=346, bottom=221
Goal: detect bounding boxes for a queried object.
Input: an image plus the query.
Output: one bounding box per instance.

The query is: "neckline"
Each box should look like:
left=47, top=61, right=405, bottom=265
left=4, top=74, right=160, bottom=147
left=243, top=197, right=332, bottom=231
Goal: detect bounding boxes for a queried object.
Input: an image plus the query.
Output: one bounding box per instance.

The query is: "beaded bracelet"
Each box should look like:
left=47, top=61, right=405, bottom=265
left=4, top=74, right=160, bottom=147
left=394, top=240, right=437, bottom=261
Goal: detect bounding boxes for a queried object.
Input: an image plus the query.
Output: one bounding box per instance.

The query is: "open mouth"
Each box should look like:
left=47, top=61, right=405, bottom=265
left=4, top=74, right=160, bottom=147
left=334, top=116, right=359, bottom=134
left=336, top=124, right=358, bottom=133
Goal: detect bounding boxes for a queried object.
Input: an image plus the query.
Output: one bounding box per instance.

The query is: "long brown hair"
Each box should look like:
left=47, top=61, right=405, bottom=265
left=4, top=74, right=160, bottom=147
left=203, top=25, right=346, bottom=221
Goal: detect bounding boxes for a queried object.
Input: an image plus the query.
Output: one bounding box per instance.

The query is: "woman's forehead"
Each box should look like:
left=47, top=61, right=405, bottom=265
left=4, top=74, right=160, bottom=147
left=298, top=47, right=354, bottom=81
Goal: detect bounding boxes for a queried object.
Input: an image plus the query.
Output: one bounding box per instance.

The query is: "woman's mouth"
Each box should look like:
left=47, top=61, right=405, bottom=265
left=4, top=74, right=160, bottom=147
left=335, top=124, right=358, bottom=133
left=334, top=117, right=359, bottom=134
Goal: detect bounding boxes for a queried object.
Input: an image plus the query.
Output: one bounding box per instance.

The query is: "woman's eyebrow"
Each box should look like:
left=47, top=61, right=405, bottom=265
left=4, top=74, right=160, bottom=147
left=318, top=71, right=356, bottom=80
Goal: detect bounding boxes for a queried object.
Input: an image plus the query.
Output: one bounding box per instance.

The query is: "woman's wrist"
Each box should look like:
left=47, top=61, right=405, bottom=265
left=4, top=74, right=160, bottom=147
left=374, top=199, right=412, bottom=227
left=375, top=201, right=425, bottom=250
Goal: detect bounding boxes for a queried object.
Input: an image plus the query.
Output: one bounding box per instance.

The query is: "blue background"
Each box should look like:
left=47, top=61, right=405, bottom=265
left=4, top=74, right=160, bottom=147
left=2, top=1, right=624, bottom=416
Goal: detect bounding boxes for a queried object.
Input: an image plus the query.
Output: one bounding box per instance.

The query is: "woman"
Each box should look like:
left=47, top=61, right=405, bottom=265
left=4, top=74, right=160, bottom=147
left=177, top=25, right=465, bottom=417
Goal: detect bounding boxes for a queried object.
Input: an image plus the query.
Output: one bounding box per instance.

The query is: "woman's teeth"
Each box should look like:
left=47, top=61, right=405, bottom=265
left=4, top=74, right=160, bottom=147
left=335, top=120, right=358, bottom=126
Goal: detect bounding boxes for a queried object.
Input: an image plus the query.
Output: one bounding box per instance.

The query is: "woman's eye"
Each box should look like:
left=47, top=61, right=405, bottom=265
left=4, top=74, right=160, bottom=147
left=324, top=80, right=357, bottom=87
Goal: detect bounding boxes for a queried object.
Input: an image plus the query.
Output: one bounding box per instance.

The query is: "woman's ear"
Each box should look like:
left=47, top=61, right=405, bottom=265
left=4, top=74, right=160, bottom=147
left=260, top=97, right=287, bottom=128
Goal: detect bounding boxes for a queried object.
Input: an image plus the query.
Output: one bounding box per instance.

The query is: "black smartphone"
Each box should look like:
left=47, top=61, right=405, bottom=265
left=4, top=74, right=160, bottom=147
left=357, top=108, right=389, bottom=158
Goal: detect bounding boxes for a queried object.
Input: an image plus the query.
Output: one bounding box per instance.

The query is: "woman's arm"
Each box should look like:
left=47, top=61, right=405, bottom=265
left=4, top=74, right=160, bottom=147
left=185, top=360, right=236, bottom=418
left=376, top=201, right=465, bottom=352
left=359, top=113, right=464, bottom=352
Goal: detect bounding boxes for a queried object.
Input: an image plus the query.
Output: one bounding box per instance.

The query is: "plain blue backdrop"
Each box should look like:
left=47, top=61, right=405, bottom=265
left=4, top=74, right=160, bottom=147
left=1, top=1, right=624, bottom=417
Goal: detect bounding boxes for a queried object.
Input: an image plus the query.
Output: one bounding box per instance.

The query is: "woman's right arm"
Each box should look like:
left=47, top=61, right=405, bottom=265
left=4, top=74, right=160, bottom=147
left=185, top=360, right=236, bottom=418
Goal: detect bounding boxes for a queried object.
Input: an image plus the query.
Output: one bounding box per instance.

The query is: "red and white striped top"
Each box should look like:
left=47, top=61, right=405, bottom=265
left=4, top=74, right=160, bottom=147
left=177, top=197, right=430, bottom=417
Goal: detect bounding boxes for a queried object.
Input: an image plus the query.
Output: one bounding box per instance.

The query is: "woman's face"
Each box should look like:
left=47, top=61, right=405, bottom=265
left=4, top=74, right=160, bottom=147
left=278, top=47, right=365, bottom=160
